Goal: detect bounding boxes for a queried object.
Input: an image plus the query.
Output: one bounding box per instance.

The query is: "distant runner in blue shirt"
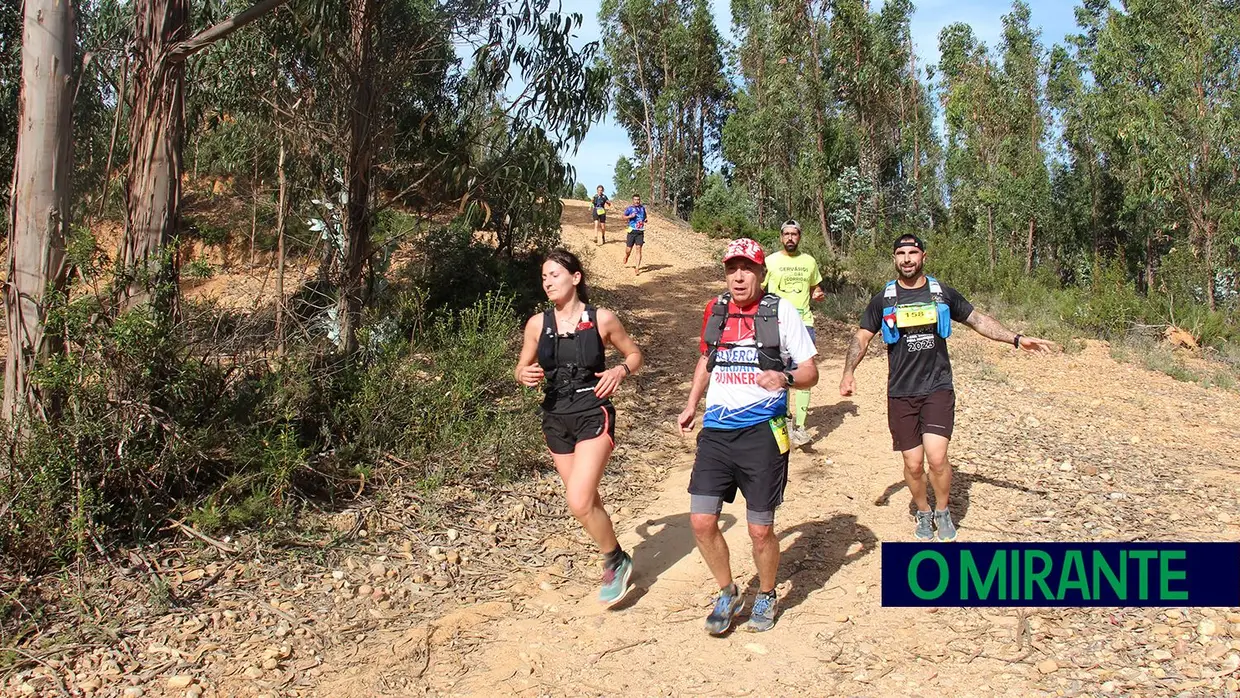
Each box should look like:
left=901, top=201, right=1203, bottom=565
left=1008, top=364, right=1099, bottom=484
left=623, top=194, right=648, bottom=276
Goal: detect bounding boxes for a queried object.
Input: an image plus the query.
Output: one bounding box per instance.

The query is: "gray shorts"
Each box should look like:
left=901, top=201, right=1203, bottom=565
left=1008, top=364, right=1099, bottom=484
left=691, top=494, right=775, bottom=525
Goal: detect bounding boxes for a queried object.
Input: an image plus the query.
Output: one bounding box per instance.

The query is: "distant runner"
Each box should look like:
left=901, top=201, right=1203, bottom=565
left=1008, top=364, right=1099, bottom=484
left=622, top=194, right=647, bottom=276
left=764, top=219, right=826, bottom=447
left=678, top=238, right=819, bottom=634
left=591, top=186, right=611, bottom=245
left=839, top=234, right=1055, bottom=542
left=515, top=249, right=644, bottom=605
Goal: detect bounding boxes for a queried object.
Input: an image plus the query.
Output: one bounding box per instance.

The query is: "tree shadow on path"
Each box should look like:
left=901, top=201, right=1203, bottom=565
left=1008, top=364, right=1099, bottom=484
left=873, top=471, right=1049, bottom=525
left=735, top=515, right=878, bottom=629
left=799, top=400, right=860, bottom=453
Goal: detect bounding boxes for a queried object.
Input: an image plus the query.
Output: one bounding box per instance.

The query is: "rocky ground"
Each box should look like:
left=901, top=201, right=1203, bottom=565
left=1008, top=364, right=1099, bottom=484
left=5, top=200, right=1240, bottom=697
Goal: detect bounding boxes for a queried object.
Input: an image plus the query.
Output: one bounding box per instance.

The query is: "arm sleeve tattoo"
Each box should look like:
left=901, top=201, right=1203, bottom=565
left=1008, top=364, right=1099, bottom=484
left=964, top=310, right=1018, bottom=344
left=844, top=334, right=866, bottom=373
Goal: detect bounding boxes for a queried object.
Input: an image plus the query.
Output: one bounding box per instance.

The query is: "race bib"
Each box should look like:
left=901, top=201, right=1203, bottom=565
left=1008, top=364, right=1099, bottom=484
left=770, top=416, right=790, bottom=455
left=895, top=303, right=937, bottom=329
left=595, top=207, right=606, bottom=215
left=635, top=220, right=645, bottom=230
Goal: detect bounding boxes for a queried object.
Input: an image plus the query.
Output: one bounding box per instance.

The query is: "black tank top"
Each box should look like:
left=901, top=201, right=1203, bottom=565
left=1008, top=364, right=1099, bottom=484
left=536, top=306, right=608, bottom=414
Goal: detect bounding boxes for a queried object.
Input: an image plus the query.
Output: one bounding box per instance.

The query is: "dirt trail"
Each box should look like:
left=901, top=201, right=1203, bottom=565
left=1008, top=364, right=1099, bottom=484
left=314, top=200, right=1240, bottom=698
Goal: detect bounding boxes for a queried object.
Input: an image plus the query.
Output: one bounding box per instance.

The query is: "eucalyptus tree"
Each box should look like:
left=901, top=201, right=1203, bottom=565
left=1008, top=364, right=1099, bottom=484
left=998, top=1, right=1051, bottom=272
left=4, top=0, right=76, bottom=422
left=938, top=22, right=1009, bottom=269
left=1, top=0, right=24, bottom=225
left=119, top=0, right=291, bottom=311
left=1091, top=0, right=1239, bottom=309
left=600, top=0, right=727, bottom=213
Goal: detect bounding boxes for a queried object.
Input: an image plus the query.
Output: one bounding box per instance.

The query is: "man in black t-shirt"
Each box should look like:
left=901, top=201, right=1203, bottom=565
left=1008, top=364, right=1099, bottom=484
left=839, top=234, right=1055, bottom=542
left=591, top=186, right=610, bottom=245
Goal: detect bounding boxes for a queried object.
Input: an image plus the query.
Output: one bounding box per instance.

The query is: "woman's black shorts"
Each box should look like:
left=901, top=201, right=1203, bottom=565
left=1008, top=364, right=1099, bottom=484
left=541, top=404, right=616, bottom=455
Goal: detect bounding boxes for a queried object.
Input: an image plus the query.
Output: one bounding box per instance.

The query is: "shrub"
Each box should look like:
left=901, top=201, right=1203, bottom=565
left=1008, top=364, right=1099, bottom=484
left=0, top=225, right=552, bottom=569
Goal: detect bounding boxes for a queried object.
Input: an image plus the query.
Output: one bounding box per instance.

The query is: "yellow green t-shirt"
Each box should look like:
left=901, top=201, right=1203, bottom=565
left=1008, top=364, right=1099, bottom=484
left=765, top=250, right=823, bottom=326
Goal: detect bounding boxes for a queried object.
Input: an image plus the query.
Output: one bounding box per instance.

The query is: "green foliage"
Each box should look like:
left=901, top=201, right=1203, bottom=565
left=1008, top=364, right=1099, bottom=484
left=599, top=0, right=728, bottom=216
left=0, top=227, right=549, bottom=567
left=689, top=173, right=761, bottom=239
left=612, top=156, right=648, bottom=201
left=346, top=293, right=541, bottom=484
left=183, top=257, right=215, bottom=280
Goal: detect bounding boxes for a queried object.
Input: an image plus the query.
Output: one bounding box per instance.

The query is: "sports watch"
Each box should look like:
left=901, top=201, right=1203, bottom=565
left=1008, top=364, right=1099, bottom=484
left=782, top=370, right=796, bottom=388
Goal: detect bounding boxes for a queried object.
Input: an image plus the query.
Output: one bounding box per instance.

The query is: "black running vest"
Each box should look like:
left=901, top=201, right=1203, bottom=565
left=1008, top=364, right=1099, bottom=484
left=702, top=292, right=786, bottom=372
left=536, top=306, right=607, bottom=413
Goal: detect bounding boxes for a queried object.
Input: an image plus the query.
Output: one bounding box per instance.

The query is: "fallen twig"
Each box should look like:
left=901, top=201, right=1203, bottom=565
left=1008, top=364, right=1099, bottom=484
left=166, top=519, right=239, bottom=554
left=183, top=541, right=257, bottom=600
left=589, top=637, right=653, bottom=662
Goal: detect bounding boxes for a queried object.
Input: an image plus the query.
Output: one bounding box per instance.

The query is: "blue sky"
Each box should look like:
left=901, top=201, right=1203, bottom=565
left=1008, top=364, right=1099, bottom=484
left=555, top=0, right=1083, bottom=193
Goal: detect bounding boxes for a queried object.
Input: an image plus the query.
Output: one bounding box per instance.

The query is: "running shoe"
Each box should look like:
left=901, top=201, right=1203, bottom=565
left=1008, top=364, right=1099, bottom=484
left=934, top=509, right=958, bottom=542
left=704, top=584, right=744, bottom=636
left=789, top=426, right=813, bottom=447
left=743, top=591, right=778, bottom=632
left=598, top=552, right=634, bottom=606
left=914, top=510, right=935, bottom=541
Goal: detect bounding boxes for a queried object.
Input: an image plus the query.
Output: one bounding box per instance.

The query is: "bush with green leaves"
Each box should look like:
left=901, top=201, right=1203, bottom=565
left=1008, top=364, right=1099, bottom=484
left=0, top=226, right=553, bottom=570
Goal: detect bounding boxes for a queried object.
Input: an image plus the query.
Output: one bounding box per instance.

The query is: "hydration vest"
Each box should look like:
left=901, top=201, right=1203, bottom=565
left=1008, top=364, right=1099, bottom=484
left=880, top=276, right=953, bottom=345
left=537, top=306, right=605, bottom=399
left=703, top=293, right=786, bottom=372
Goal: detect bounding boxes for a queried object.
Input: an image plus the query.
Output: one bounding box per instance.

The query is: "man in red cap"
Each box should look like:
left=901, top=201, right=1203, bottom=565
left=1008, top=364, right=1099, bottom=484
left=840, top=233, right=1055, bottom=543
left=677, top=238, right=819, bottom=635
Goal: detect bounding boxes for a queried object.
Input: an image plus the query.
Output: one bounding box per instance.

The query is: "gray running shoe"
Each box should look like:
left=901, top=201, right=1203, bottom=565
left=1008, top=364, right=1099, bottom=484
left=789, top=426, right=812, bottom=447
left=934, top=509, right=958, bottom=542
left=914, top=510, right=935, bottom=541
left=598, top=552, right=634, bottom=606
left=743, top=592, right=778, bottom=632
left=705, top=585, right=744, bottom=636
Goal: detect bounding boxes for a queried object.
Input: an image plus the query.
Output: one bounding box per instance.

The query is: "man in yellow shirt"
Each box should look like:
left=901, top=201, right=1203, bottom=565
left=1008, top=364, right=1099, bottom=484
left=765, top=220, right=825, bottom=447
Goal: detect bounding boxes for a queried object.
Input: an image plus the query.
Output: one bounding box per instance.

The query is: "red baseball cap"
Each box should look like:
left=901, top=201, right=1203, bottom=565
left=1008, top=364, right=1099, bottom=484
left=722, top=238, right=765, bottom=266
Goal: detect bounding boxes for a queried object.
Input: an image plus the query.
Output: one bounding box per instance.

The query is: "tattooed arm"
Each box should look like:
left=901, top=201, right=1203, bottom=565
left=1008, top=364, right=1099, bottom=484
left=964, top=310, right=1057, bottom=352
left=839, top=328, right=875, bottom=396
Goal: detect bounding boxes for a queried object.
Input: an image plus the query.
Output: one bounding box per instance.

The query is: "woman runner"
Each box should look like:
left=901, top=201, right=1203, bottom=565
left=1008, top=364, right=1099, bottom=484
left=514, top=249, right=643, bottom=605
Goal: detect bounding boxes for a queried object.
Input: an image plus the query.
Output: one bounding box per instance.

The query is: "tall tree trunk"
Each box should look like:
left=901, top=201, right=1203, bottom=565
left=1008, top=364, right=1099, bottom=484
left=1025, top=217, right=1035, bottom=274
left=249, top=147, right=259, bottom=265
left=1144, top=226, right=1156, bottom=295
left=275, top=136, right=287, bottom=357
left=626, top=20, right=656, bottom=205
left=121, top=0, right=189, bottom=312
left=908, top=38, right=921, bottom=219
left=807, top=6, right=834, bottom=254
left=659, top=6, right=671, bottom=206
left=816, top=192, right=831, bottom=253
left=119, top=0, right=289, bottom=310
left=986, top=205, right=996, bottom=272
left=695, top=100, right=705, bottom=196
left=5, top=0, right=76, bottom=423
left=1026, top=83, right=1039, bottom=272
left=337, top=0, right=376, bottom=354
left=1204, top=219, right=1216, bottom=312
left=97, top=56, right=126, bottom=220
left=1088, top=157, right=1100, bottom=260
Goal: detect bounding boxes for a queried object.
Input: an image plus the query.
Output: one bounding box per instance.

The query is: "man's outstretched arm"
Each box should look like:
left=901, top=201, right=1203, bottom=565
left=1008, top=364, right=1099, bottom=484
left=964, top=310, right=1057, bottom=351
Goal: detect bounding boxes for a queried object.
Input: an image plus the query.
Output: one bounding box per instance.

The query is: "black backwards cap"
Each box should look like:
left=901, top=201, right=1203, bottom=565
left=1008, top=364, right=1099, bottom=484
left=893, top=234, right=925, bottom=252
